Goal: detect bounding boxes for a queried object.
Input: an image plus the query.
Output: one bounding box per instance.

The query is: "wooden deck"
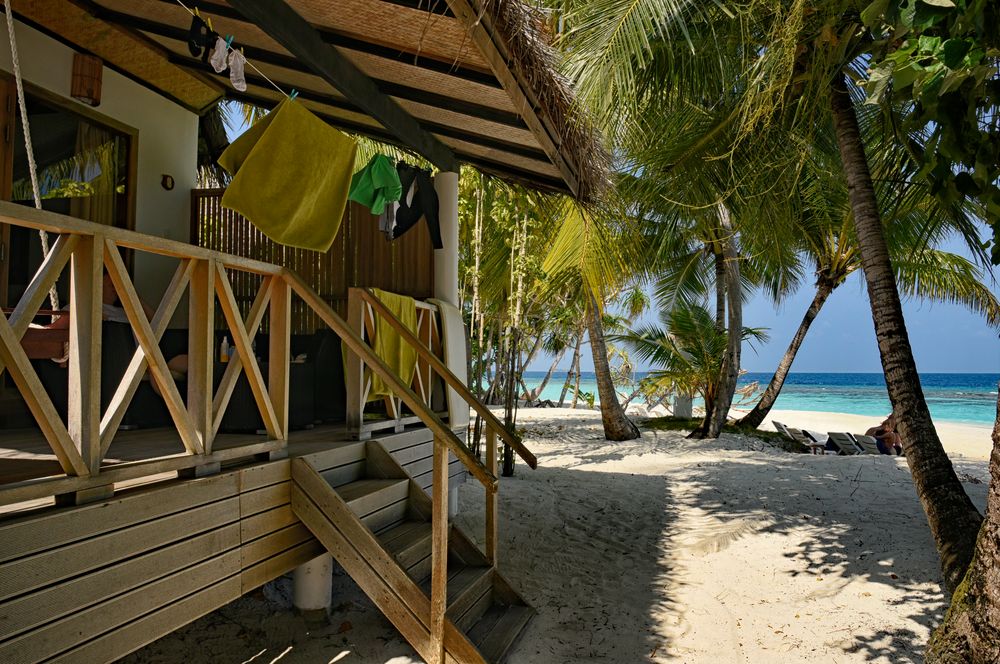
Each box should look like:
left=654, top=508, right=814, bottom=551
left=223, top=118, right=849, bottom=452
left=0, top=423, right=469, bottom=516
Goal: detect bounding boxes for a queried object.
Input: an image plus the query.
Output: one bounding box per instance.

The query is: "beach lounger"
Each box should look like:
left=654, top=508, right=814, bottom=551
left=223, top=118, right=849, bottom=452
left=852, top=434, right=882, bottom=455
left=826, top=431, right=862, bottom=455
left=773, top=421, right=826, bottom=454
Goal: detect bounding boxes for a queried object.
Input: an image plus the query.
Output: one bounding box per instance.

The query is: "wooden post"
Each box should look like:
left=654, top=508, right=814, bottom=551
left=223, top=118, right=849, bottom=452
left=486, top=426, right=498, bottom=565
left=187, top=258, right=214, bottom=453
left=68, top=234, right=103, bottom=475
left=269, top=278, right=291, bottom=442
left=345, top=288, right=366, bottom=438
left=429, top=434, right=449, bottom=663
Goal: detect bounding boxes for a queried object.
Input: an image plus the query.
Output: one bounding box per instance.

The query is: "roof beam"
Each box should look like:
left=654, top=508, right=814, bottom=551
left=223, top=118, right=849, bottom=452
left=444, top=0, right=580, bottom=196
left=223, top=0, right=460, bottom=170
left=142, top=0, right=495, bottom=86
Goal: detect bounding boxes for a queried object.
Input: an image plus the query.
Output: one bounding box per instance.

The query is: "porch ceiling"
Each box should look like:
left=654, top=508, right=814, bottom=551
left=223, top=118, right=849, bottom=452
left=21, top=0, right=602, bottom=197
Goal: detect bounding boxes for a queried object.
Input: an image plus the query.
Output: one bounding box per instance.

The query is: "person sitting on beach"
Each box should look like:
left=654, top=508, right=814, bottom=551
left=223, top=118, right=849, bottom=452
left=866, top=414, right=903, bottom=455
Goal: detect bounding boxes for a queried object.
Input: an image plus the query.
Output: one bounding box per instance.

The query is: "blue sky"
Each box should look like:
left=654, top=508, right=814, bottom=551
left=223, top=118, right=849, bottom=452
left=529, top=231, right=1000, bottom=375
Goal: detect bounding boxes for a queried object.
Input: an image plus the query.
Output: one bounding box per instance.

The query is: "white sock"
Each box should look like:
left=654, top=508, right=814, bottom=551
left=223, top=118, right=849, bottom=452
left=228, top=50, right=247, bottom=92
left=209, top=36, right=228, bottom=73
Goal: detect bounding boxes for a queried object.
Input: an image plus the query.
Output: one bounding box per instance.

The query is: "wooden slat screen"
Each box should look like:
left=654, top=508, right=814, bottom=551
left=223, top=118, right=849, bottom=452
left=191, top=189, right=435, bottom=333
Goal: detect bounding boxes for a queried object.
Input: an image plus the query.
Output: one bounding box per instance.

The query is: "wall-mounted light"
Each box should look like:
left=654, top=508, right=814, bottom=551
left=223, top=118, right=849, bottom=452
left=161, top=175, right=175, bottom=191
left=71, top=53, right=103, bottom=107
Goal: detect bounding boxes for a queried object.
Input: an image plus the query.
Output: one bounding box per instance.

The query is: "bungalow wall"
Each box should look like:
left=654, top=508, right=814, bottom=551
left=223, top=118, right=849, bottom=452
left=0, top=17, right=198, bottom=307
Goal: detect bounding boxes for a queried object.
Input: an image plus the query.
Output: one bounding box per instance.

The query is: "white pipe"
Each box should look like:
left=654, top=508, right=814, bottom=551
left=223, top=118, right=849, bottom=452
left=433, top=171, right=459, bottom=307
left=292, top=553, right=332, bottom=613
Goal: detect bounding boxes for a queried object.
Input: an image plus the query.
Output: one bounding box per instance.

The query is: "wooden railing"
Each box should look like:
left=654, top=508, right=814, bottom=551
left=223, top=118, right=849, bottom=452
left=0, top=202, right=537, bottom=663
left=353, top=287, right=537, bottom=663
left=345, top=288, right=443, bottom=437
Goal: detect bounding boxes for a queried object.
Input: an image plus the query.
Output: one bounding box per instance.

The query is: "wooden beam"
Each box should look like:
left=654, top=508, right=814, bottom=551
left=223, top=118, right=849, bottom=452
left=268, top=278, right=291, bottom=441
left=429, top=436, right=449, bottom=663
left=211, top=277, right=273, bottom=439
left=486, top=426, right=498, bottom=565
left=187, top=259, right=215, bottom=453
left=67, top=235, right=104, bottom=475
left=0, top=312, right=90, bottom=477
left=226, top=0, right=458, bottom=171
left=100, top=259, right=194, bottom=455
left=444, top=0, right=581, bottom=196
left=213, top=264, right=279, bottom=439
left=103, top=241, right=204, bottom=455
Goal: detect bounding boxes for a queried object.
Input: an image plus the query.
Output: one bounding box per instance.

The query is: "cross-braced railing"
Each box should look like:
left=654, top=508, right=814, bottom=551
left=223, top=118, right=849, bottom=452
left=345, top=287, right=443, bottom=438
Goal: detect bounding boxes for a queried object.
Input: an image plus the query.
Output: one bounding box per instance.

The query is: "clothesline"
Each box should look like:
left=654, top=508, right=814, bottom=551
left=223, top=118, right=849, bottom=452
left=173, top=0, right=297, bottom=101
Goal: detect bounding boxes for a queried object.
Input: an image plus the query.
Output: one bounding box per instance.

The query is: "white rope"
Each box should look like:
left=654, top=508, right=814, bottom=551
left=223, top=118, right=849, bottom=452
left=3, top=1, right=60, bottom=312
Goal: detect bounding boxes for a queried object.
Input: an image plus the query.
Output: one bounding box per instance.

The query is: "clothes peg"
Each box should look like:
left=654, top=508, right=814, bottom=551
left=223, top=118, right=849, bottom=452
left=289, top=89, right=299, bottom=100
left=225, top=35, right=234, bottom=49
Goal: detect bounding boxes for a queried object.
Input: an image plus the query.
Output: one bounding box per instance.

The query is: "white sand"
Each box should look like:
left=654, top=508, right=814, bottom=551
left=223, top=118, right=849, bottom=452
left=123, top=408, right=992, bottom=664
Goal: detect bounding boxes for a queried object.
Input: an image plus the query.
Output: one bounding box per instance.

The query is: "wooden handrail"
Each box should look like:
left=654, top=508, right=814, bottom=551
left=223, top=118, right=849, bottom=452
left=356, top=288, right=537, bottom=470
left=0, top=200, right=283, bottom=276
left=283, top=271, right=499, bottom=491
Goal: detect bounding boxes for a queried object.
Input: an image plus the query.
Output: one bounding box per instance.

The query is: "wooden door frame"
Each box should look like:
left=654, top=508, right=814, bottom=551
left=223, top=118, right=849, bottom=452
left=0, top=72, right=140, bottom=303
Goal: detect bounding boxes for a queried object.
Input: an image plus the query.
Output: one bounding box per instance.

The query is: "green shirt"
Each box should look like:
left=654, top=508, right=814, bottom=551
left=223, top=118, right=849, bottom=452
left=348, top=154, right=402, bottom=215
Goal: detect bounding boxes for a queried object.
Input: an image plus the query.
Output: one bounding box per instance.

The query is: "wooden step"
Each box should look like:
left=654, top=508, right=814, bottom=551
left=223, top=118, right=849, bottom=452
left=335, top=478, right=409, bottom=532
left=417, top=561, right=495, bottom=630
left=378, top=520, right=432, bottom=568
left=468, top=604, right=534, bottom=664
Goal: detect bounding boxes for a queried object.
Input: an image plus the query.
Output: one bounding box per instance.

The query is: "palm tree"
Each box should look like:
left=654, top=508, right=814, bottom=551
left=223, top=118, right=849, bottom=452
left=558, top=0, right=984, bottom=592
left=619, top=303, right=767, bottom=425
left=739, top=145, right=1000, bottom=428
left=544, top=200, right=643, bottom=439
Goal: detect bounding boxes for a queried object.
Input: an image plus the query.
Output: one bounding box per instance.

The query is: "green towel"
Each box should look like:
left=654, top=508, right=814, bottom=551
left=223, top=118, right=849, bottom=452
left=368, top=289, right=418, bottom=401
left=218, top=99, right=357, bottom=252
left=349, top=154, right=402, bottom=215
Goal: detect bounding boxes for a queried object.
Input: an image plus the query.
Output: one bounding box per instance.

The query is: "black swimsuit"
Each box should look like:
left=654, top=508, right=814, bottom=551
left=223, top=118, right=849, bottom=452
left=392, top=163, right=443, bottom=249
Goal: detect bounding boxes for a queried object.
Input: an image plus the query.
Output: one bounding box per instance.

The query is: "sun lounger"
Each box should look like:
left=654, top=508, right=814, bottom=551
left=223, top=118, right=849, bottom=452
left=826, top=431, right=862, bottom=455
left=852, top=434, right=882, bottom=455
left=773, top=421, right=825, bottom=454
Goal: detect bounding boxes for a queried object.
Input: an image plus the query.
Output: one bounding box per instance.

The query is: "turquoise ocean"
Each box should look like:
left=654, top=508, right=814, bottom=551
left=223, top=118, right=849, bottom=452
left=523, top=371, right=1000, bottom=426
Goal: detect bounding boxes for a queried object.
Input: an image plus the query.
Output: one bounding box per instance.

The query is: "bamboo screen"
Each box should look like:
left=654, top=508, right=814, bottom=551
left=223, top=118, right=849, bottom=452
left=190, top=189, right=435, bottom=334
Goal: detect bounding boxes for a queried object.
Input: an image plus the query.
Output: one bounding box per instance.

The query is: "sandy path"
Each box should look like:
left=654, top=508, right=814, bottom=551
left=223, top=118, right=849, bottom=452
left=122, top=408, right=991, bottom=664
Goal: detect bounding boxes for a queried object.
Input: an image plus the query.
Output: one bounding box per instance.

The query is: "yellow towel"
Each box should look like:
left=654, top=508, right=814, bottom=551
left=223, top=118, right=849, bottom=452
left=368, top=289, right=418, bottom=400
left=218, top=99, right=357, bottom=252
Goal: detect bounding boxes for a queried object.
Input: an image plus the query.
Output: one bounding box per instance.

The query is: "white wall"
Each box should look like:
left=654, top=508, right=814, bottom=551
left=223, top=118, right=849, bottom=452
left=0, top=18, right=199, bottom=307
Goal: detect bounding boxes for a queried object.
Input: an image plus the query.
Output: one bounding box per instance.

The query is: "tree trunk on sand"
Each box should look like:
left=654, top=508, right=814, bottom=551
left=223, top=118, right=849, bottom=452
left=739, top=280, right=834, bottom=429
left=586, top=291, right=640, bottom=440
left=559, top=329, right=583, bottom=407
left=926, top=392, right=1000, bottom=663
left=830, top=72, right=981, bottom=593
left=707, top=210, right=741, bottom=439
left=527, top=347, right=566, bottom=401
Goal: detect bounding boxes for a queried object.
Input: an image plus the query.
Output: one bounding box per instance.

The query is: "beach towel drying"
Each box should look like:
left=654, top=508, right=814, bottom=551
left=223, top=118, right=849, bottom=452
left=368, top=288, right=418, bottom=400
left=218, top=99, right=357, bottom=252
left=349, top=153, right=402, bottom=215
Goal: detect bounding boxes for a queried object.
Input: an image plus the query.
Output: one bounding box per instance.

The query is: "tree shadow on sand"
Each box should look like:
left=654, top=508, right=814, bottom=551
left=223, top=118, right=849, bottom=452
left=670, top=450, right=989, bottom=663
left=455, top=465, right=679, bottom=662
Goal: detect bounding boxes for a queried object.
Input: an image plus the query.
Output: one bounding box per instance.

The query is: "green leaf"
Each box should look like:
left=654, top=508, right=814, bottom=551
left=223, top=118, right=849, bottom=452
left=920, top=0, right=955, bottom=6
left=861, top=0, right=891, bottom=26
left=941, top=38, right=972, bottom=68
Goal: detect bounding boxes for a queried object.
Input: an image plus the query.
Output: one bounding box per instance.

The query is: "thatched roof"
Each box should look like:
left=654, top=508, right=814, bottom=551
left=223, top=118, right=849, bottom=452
left=15, top=0, right=606, bottom=200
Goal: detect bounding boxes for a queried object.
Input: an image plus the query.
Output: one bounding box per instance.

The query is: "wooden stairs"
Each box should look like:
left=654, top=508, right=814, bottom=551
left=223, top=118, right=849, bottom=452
left=291, top=440, right=533, bottom=664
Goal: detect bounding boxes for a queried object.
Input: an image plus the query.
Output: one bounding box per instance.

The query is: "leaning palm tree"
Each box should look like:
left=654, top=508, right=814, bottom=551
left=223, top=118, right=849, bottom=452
left=544, top=199, right=642, bottom=440
left=558, top=0, right=984, bottom=594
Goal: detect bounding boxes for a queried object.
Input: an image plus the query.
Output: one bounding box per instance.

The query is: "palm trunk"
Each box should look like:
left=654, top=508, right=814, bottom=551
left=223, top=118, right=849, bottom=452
left=586, top=291, right=640, bottom=440
left=926, top=391, right=1000, bottom=663
left=831, top=71, right=981, bottom=593
left=707, top=211, right=741, bottom=438
left=739, top=280, right=834, bottom=429
left=529, top=347, right=566, bottom=401
left=559, top=331, right=583, bottom=407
